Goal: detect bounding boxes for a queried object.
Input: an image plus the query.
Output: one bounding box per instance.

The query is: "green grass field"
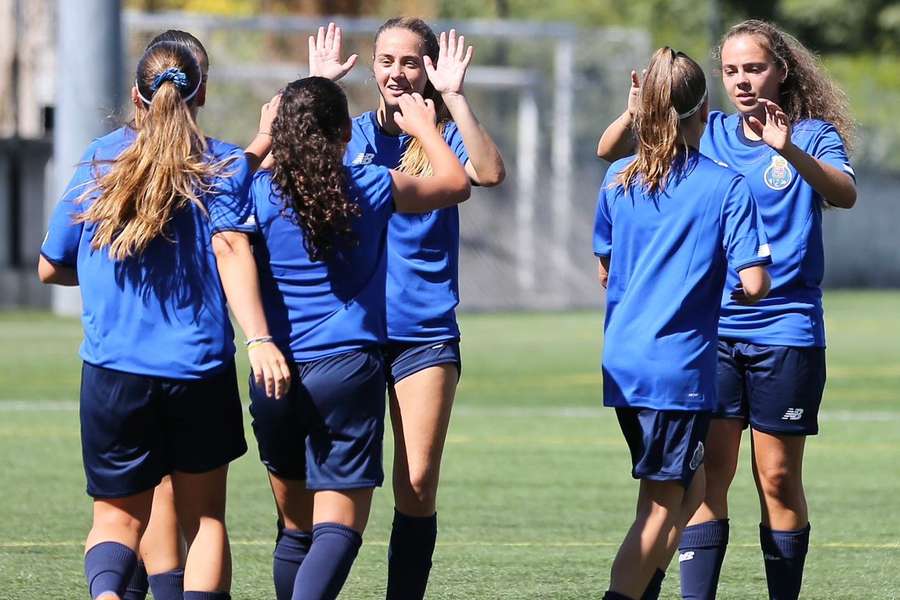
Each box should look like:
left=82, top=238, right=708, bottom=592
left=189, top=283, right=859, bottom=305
left=1, top=291, right=899, bottom=599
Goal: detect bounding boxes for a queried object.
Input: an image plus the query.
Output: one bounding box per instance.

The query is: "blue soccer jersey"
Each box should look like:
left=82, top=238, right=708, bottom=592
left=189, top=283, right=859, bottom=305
left=235, top=164, right=395, bottom=362
left=594, top=152, right=771, bottom=411
left=702, top=111, right=855, bottom=347
left=41, top=127, right=253, bottom=378
left=344, top=111, right=470, bottom=343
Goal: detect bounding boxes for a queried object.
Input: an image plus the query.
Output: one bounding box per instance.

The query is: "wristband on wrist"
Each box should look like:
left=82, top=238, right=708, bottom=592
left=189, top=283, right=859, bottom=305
left=246, top=335, right=273, bottom=350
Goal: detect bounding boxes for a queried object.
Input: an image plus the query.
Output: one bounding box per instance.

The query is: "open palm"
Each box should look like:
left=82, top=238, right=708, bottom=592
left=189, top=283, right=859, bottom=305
left=424, top=29, right=474, bottom=96
left=308, top=22, right=357, bottom=82
left=747, top=98, right=791, bottom=151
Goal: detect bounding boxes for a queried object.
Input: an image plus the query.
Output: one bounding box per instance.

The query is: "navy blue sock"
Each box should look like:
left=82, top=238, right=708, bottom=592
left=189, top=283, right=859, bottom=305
left=640, top=568, right=666, bottom=600
left=679, top=519, right=730, bottom=599
left=386, top=510, right=438, bottom=600
left=84, top=541, right=138, bottom=599
left=122, top=560, right=148, bottom=600
left=273, top=527, right=313, bottom=600
left=603, top=592, right=635, bottom=600
left=148, top=568, right=185, bottom=600
left=183, top=592, right=230, bottom=599
left=292, top=522, right=362, bottom=600
left=760, top=523, right=810, bottom=600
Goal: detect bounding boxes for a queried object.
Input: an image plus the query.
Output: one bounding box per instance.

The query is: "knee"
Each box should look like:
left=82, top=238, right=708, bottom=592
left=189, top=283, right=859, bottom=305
left=94, top=507, right=147, bottom=537
left=396, top=468, right=439, bottom=511
left=757, top=464, right=801, bottom=504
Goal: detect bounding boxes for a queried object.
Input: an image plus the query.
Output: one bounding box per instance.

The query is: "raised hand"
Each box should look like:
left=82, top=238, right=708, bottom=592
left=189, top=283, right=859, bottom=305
left=394, top=93, right=437, bottom=139
left=747, top=98, right=792, bottom=151
left=424, top=29, right=474, bottom=96
left=258, top=92, right=281, bottom=135
left=626, top=69, right=645, bottom=118
left=308, top=22, right=357, bottom=81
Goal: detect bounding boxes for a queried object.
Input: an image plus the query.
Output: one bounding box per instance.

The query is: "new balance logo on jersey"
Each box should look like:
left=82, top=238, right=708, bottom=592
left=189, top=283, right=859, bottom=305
left=679, top=551, right=695, bottom=562
left=782, top=408, right=804, bottom=421
left=352, top=153, right=375, bottom=165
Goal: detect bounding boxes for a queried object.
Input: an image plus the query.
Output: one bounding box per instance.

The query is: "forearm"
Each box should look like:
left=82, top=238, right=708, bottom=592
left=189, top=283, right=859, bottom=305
left=442, top=92, right=505, bottom=186
left=597, top=111, right=636, bottom=162
left=780, top=142, right=856, bottom=208
left=244, top=132, right=273, bottom=173
left=212, top=234, right=270, bottom=340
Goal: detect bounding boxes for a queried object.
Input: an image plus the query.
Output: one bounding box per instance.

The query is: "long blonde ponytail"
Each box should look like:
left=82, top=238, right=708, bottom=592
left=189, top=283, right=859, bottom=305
left=617, top=47, right=707, bottom=195
left=76, top=41, right=231, bottom=260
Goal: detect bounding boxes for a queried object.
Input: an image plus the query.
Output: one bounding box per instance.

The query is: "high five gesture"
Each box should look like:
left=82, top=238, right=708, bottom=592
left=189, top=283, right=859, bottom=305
left=424, top=30, right=474, bottom=97
left=308, top=22, right=357, bottom=81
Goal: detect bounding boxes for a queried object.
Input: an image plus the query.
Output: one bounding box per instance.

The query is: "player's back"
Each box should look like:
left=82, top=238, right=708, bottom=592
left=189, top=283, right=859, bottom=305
left=594, top=151, right=768, bottom=411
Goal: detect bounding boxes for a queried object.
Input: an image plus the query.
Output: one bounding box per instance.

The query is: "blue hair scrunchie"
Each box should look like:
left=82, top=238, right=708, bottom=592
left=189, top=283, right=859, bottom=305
left=150, top=67, right=189, bottom=93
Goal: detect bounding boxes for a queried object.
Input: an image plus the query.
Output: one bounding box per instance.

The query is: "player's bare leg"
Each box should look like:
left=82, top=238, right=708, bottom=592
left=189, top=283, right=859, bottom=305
left=140, top=477, right=185, bottom=574
left=751, top=430, right=807, bottom=529
left=171, top=465, right=231, bottom=593
left=689, top=419, right=743, bottom=524
left=85, top=488, right=154, bottom=600
left=608, top=479, right=688, bottom=598
left=390, top=364, right=457, bottom=516
left=751, top=429, right=810, bottom=600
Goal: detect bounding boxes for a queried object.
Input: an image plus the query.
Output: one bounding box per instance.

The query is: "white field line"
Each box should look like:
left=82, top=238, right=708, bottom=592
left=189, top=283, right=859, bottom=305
left=1, top=401, right=899, bottom=423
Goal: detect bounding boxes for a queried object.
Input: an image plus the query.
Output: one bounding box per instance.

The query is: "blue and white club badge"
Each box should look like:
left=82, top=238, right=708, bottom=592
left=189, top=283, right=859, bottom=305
left=764, top=155, right=793, bottom=190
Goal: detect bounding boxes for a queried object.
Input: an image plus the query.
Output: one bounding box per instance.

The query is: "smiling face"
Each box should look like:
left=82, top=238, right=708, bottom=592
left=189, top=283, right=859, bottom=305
left=373, top=27, right=429, bottom=110
left=720, top=34, right=785, bottom=115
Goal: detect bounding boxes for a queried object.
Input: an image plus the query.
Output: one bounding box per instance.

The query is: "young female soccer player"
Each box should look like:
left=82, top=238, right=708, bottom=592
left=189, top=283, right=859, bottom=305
left=593, top=47, right=771, bottom=600
left=597, top=20, right=856, bottom=600
left=306, top=20, right=505, bottom=598
left=39, top=40, right=287, bottom=600
left=119, top=30, right=206, bottom=600
left=214, top=76, right=469, bottom=600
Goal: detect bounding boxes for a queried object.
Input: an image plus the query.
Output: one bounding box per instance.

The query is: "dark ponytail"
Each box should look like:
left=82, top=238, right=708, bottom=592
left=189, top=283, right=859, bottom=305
left=270, top=77, right=359, bottom=262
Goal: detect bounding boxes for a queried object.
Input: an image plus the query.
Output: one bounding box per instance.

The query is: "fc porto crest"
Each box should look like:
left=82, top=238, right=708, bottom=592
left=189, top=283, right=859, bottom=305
left=764, top=155, right=793, bottom=190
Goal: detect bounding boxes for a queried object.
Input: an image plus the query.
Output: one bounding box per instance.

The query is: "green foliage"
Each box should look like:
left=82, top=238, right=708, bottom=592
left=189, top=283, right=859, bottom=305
left=777, top=0, right=898, bottom=52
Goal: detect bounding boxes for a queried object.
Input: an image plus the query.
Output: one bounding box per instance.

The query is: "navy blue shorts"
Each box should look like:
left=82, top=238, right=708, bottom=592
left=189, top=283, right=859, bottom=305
left=382, top=339, right=461, bottom=385
left=249, top=349, right=386, bottom=490
left=616, top=408, right=710, bottom=488
left=716, top=340, right=826, bottom=436
left=80, top=361, right=247, bottom=499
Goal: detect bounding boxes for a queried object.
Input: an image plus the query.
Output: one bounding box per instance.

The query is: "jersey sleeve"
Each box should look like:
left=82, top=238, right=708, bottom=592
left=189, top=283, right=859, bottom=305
left=351, top=164, right=394, bottom=226
left=445, top=122, right=470, bottom=166
left=40, top=142, right=99, bottom=266
left=811, top=122, right=855, bottom=182
left=720, top=175, right=772, bottom=272
left=592, top=173, right=615, bottom=258
left=206, top=147, right=257, bottom=235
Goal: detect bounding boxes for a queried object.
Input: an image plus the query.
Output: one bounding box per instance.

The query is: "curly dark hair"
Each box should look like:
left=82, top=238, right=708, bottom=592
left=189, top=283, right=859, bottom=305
left=270, top=77, right=360, bottom=262
left=716, top=20, right=855, bottom=151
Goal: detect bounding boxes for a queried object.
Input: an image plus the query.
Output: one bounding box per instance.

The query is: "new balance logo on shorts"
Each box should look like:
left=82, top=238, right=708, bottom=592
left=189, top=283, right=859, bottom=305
left=352, top=153, right=375, bottom=165
left=679, top=551, right=695, bottom=562
left=782, top=408, right=804, bottom=421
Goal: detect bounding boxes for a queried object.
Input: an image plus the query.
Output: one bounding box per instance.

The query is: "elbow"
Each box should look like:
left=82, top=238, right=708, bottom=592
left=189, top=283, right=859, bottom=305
left=459, top=180, right=472, bottom=203
left=744, top=272, right=771, bottom=304
left=482, top=163, right=506, bottom=187
left=838, top=188, right=857, bottom=209
left=453, top=174, right=472, bottom=203
left=211, top=233, right=245, bottom=261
